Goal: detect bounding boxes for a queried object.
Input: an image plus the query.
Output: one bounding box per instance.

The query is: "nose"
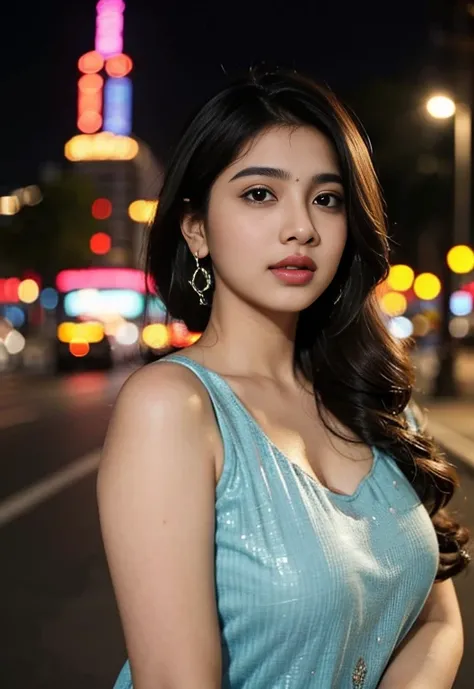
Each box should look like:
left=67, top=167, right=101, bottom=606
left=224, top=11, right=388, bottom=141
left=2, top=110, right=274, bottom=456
left=279, top=202, right=320, bottom=246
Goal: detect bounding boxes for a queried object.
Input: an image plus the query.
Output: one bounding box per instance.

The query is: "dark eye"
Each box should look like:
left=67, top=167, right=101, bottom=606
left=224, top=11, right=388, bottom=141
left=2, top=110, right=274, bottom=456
left=242, top=187, right=275, bottom=203
left=314, top=193, right=343, bottom=208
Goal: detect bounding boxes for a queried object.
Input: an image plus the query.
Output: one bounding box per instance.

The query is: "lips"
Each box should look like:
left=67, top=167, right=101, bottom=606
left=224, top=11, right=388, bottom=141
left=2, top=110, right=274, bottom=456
left=270, top=254, right=316, bottom=271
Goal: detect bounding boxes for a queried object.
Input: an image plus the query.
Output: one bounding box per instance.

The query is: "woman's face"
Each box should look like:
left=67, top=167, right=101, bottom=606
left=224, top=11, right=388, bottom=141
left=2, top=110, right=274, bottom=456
left=191, top=125, right=347, bottom=315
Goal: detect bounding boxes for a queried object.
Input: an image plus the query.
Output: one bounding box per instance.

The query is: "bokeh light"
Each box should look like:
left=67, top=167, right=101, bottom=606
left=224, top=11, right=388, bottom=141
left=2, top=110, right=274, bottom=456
left=77, top=112, right=103, bottom=134
left=387, top=264, right=415, bottom=292
left=447, top=245, right=474, bottom=274
left=426, top=95, right=456, bottom=119
left=40, top=287, right=59, bottom=310
left=64, top=132, right=139, bottom=161
left=142, top=323, right=170, bottom=349
left=380, top=292, right=407, bottom=317
left=90, top=232, right=112, bottom=255
left=69, top=341, right=90, bottom=358
left=0, top=196, right=20, bottom=215
left=91, top=198, right=112, bottom=220
left=4, top=330, right=26, bottom=355
left=3, top=306, right=25, bottom=328
left=58, top=322, right=104, bottom=344
left=450, top=291, right=473, bottom=316
left=18, top=279, right=40, bottom=304
left=411, top=314, right=431, bottom=338
left=0, top=278, right=20, bottom=303
left=388, top=316, right=414, bottom=339
left=128, top=199, right=158, bottom=223
left=78, top=50, right=104, bottom=74
left=413, top=273, right=442, bottom=300
left=22, top=185, right=42, bottom=206
left=105, top=53, right=133, bottom=77
left=78, top=73, right=104, bottom=93
left=116, top=322, right=139, bottom=345
left=449, top=317, right=470, bottom=338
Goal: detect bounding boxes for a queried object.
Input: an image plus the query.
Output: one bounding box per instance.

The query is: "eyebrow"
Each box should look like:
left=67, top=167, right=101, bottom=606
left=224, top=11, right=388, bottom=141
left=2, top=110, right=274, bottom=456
left=229, top=166, right=343, bottom=185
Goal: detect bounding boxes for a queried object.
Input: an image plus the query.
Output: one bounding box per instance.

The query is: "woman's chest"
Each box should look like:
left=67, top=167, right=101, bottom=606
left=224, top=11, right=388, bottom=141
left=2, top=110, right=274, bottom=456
left=215, top=457, right=439, bottom=624
left=224, top=377, right=374, bottom=496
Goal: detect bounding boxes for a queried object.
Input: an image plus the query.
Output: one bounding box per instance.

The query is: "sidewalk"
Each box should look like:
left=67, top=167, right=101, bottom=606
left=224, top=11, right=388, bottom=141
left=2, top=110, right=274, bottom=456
left=412, top=348, right=474, bottom=468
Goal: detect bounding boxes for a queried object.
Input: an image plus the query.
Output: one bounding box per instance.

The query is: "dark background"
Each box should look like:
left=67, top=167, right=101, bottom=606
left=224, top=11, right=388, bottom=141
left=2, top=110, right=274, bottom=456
left=0, top=0, right=440, bottom=179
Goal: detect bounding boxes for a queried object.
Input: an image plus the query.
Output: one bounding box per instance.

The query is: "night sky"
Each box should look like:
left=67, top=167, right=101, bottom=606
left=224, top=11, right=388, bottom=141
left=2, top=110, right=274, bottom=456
left=0, top=0, right=434, bottom=189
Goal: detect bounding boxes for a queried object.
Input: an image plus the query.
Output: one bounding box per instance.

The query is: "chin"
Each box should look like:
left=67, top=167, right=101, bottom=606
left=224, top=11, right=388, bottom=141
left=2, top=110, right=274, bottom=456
left=254, top=293, right=320, bottom=315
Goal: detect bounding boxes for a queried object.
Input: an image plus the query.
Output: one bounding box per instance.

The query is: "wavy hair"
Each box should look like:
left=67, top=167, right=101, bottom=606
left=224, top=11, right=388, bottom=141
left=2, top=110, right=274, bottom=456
left=146, top=67, right=470, bottom=580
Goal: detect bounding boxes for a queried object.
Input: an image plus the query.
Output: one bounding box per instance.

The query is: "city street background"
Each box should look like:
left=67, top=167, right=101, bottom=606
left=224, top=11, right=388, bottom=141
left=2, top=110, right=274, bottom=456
left=1, top=0, right=474, bottom=686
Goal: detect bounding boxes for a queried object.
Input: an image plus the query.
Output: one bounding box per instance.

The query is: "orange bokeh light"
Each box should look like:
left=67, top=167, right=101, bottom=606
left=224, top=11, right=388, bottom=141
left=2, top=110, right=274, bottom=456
left=90, top=232, right=112, bottom=255
left=77, top=111, right=103, bottom=134
left=78, top=92, right=102, bottom=123
left=105, top=54, right=133, bottom=78
left=78, top=51, right=104, bottom=74
left=78, top=73, right=104, bottom=94
left=69, top=341, right=90, bottom=358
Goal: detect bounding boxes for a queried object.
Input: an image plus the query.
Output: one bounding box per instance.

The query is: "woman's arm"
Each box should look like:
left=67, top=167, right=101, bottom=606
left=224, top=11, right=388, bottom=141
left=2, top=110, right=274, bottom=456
left=378, top=579, right=463, bottom=689
left=97, top=363, right=223, bottom=689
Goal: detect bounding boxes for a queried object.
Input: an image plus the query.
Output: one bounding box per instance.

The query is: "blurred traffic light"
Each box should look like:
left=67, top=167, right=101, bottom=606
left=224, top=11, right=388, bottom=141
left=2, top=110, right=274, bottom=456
left=90, top=232, right=112, bottom=255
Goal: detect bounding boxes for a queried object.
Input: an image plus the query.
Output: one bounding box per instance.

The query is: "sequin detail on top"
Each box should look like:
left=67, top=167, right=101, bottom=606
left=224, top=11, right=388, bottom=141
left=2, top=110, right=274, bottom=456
left=352, top=658, right=367, bottom=688
left=112, top=354, right=439, bottom=689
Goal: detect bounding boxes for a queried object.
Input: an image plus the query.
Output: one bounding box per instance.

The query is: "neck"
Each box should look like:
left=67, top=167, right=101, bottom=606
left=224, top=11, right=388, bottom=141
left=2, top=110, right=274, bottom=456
left=193, top=284, right=301, bottom=384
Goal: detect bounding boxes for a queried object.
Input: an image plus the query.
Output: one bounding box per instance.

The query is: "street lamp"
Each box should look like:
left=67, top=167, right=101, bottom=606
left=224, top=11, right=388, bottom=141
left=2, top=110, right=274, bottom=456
left=425, top=92, right=472, bottom=396
left=426, top=95, right=456, bottom=119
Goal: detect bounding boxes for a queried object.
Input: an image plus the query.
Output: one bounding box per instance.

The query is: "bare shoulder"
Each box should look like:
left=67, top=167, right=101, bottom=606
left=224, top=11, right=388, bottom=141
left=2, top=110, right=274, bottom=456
left=112, top=358, right=216, bottom=424
left=99, top=359, right=220, bottom=472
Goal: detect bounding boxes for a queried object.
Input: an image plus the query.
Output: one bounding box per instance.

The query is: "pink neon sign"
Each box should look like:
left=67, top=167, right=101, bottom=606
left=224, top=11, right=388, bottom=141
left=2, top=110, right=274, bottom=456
left=95, top=0, right=125, bottom=58
left=56, top=268, right=147, bottom=293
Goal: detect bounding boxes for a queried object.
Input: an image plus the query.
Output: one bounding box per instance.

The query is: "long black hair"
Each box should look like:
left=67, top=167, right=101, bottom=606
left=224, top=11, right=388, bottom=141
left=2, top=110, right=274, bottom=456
left=146, top=67, right=470, bottom=580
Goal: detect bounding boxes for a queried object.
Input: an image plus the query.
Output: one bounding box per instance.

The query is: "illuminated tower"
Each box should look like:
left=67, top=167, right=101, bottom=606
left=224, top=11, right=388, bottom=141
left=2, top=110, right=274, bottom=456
left=65, top=1, right=162, bottom=268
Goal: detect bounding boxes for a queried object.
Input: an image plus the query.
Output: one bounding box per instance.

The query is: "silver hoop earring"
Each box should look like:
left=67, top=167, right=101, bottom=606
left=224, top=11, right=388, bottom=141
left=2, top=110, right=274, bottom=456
left=189, top=252, right=212, bottom=306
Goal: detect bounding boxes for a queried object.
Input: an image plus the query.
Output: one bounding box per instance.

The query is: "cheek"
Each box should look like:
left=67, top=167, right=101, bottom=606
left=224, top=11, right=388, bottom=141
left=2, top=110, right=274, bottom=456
left=207, top=204, right=268, bottom=266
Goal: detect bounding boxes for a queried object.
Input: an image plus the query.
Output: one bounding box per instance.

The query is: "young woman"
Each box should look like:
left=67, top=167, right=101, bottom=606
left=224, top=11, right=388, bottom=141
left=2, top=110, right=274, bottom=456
left=98, top=68, right=470, bottom=689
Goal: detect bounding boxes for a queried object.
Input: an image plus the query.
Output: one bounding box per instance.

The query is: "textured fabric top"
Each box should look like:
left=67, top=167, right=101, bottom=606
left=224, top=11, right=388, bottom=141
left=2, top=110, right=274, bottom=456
left=113, top=353, right=439, bottom=689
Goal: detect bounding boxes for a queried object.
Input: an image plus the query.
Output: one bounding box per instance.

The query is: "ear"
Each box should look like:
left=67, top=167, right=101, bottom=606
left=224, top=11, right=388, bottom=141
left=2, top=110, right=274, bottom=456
left=181, top=213, right=209, bottom=259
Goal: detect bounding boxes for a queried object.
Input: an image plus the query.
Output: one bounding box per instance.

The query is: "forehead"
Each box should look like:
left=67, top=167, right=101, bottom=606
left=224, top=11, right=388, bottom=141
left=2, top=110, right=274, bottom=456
left=225, top=125, right=340, bottom=177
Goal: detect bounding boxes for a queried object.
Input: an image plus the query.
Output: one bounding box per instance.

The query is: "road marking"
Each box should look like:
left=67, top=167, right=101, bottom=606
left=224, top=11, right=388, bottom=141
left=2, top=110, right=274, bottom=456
left=0, top=407, right=38, bottom=430
left=427, top=419, right=474, bottom=468
left=0, top=450, right=101, bottom=528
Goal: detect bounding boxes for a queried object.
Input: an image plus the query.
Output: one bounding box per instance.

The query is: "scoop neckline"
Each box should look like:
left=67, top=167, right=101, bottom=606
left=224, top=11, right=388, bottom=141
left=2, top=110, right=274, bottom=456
left=167, top=353, right=379, bottom=502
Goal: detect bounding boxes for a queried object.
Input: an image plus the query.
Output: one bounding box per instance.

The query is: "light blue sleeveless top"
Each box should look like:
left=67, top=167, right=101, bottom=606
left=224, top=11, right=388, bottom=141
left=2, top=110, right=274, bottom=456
left=113, top=353, right=439, bottom=689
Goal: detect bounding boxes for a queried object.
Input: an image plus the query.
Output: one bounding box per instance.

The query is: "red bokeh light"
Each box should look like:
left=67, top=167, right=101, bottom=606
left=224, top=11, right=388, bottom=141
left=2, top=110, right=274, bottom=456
left=0, top=278, right=20, bottom=303
left=22, top=271, right=42, bottom=290
left=90, top=232, right=112, bottom=255
left=78, top=51, right=104, bottom=75
left=77, top=111, right=103, bottom=134
left=105, top=54, right=133, bottom=78
left=91, top=198, right=112, bottom=220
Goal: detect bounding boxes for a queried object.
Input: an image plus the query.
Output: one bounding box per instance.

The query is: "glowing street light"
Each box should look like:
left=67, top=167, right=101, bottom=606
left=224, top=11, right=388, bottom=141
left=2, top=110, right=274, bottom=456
left=426, top=95, right=456, bottom=119
left=447, top=245, right=474, bottom=274
left=425, top=89, right=472, bottom=396
left=387, top=264, right=415, bottom=292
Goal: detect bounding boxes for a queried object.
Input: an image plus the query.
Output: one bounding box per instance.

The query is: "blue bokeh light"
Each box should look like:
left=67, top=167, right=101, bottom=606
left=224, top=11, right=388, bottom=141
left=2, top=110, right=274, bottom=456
left=40, top=287, right=59, bottom=310
left=3, top=305, right=25, bottom=328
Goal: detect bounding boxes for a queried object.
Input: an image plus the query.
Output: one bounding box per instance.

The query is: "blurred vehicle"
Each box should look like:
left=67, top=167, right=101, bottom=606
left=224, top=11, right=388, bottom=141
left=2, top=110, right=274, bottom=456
left=54, top=267, right=147, bottom=372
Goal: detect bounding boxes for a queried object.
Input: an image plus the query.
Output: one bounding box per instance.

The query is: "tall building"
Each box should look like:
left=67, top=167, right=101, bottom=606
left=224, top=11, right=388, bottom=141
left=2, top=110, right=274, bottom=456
left=64, top=0, right=162, bottom=269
